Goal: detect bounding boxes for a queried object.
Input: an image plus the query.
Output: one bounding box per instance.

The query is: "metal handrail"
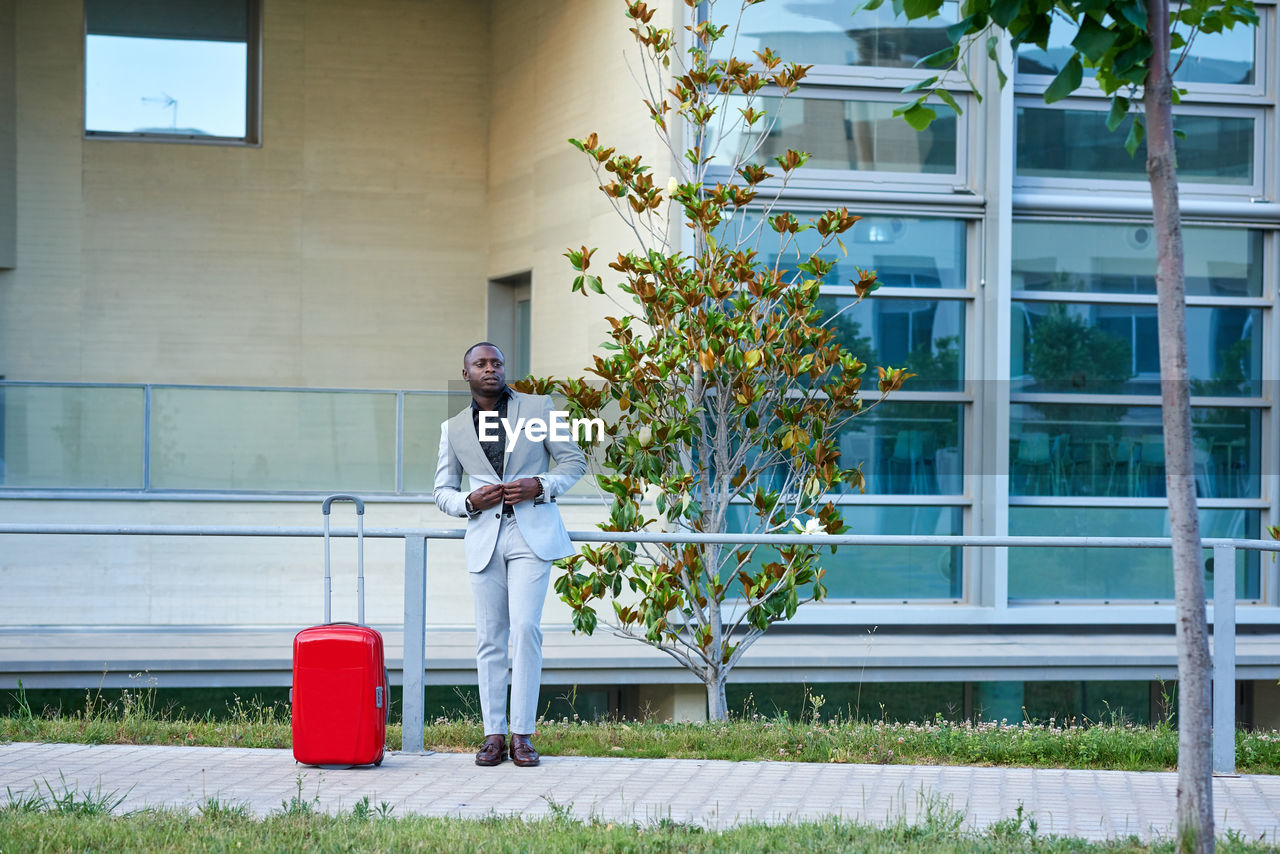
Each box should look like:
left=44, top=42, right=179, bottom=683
left=0, top=523, right=1270, bottom=773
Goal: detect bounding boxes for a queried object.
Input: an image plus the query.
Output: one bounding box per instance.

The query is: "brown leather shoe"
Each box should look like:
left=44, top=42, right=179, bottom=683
left=474, top=734, right=507, bottom=766
left=510, top=733, right=540, bottom=767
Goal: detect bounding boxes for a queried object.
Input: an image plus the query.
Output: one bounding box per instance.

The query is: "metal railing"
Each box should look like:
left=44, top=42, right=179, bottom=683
left=1, top=521, right=1275, bottom=775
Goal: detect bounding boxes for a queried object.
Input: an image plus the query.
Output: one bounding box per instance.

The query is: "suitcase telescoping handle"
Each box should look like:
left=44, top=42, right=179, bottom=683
left=322, top=494, right=365, bottom=626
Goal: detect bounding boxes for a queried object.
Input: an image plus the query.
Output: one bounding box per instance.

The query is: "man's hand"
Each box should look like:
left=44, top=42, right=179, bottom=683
left=467, top=484, right=504, bottom=511
left=502, top=477, right=541, bottom=504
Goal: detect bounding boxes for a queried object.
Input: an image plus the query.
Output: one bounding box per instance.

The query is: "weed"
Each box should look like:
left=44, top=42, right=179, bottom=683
left=35, top=772, right=130, bottom=816
left=9, top=680, right=34, bottom=723
left=197, top=798, right=250, bottom=821
left=988, top=802, right=1039, bottom=841
left=278, top=773, right=320, bottom=818
left=540, top=795, right=576, bottom=823
left=3, top=786, right=46, bottom=814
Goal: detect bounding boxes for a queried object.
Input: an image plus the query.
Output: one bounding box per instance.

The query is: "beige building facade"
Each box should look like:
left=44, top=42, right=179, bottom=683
left=2, top=0, right=1278, bottom=727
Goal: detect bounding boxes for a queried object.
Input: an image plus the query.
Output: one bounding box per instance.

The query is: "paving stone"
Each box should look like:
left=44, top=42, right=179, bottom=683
left=2, top=742, right=1280, bottom=841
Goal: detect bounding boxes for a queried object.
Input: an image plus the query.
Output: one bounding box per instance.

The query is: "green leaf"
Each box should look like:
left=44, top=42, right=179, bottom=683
left=1043, top=55, right=1083, bottom=103
left=902, top=0, right=943, bottom=20
left=1071, top=15, right=1119, bottom=62
left=1113, top=38, right=1153, bottom=78
left=936, top=88, right=962, bottom=115
left=1173, top=128, right=1187, bottom=141
left=1124, top=114, right=1145, bottom=158
left=990, top=0, right=1021, bottom=28
left=916, top=43, right=959, bottom=68
left=895, top=101, right=938, bottom=131
left=902, top=75, right=939, bottom=93
left=1114, top=0, right=1148, bottom=29
left=946, top=15, right=976, bottom=41
left=1106, top=95, right=1130, bottom=132
left=986, top=35, right=1008, bottom=88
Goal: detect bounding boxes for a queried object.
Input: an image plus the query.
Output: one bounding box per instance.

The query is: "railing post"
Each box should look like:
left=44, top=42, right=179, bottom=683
left=402, top=534, right=429, bottom=755
left=1212, top=544, right=1236, bottom=775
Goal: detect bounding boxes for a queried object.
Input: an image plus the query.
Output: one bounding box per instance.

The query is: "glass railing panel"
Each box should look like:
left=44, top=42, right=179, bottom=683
left=0, top=384, right=144, bottom=488
left=1009, top=506, right=1259, bottom=601
left=402, top=391, right=467, bottom=495
left=149, top=388, right=396, bottom=492
left=728, top=503, right=964, bottom=599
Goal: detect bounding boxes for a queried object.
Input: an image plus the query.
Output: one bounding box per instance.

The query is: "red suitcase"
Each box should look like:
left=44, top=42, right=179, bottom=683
left=291, top=494, right=388, bottom=767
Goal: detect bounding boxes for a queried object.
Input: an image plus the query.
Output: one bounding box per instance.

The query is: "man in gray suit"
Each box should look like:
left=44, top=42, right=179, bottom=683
left=434, top=343, right=587, bottom=767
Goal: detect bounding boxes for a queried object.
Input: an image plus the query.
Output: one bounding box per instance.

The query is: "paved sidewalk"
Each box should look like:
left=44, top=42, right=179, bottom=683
left=3, top=742, right=1280, bottom=842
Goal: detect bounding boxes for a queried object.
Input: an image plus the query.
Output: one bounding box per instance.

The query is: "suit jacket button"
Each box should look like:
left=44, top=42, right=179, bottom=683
left=495, top=513, right=501, bottom=519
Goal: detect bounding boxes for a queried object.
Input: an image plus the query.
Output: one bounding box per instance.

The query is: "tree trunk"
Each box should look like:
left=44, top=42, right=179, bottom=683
left=1145, top=1, right=1214, bottom=850
left=707, top=675, right=728, bottom=721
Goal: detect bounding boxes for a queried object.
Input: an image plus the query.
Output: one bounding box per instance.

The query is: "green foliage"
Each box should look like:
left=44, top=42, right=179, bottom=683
left=6, top=703, right=1280, bottom=773
left=536, top=1, right=910, bottom=717
left=864, top=0, right=1258, bottom=150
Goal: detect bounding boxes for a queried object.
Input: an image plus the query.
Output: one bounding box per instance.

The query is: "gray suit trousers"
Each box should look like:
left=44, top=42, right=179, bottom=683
left=470, top=515, right=551, bottom=736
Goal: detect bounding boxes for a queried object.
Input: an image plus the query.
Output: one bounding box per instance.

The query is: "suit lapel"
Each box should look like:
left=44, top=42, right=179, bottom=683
left=450, top=406, right=498, bottom=479
left=502, top=391, right=523, bottom=474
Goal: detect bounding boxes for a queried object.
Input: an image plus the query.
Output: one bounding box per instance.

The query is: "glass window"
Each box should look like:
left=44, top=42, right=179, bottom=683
left=822, top=296, right=965, bottom=391
left=1012, top=222, right=1263, bottom=297
left=728, top=504, right=964, bottom=599
left=835, top=401, right=964, bottom=494
left=719, top=94, right=959, bottom=175
left=709, top=0, right=958, bottom=69
left=0, top=385, right=143, bottom=488
left=1009, top=404, right=1260, bottom=498
left=1012, top=303, right=1263, bottom=396
left=1017, top=107, right=1254, bottom=185
left=1017, top=18, right=1256, bottom=86
left=85, top=0, right=257, bottom=141
left=150, top=389, right=396, bottom=491
left=1008, top=507, right=1260, bottom=600
left=726, top=213, right=967, bottom=290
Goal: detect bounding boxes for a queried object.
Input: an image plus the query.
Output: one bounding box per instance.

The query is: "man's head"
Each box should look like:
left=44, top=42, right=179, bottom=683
left=462, top=342, right=506, bottom=397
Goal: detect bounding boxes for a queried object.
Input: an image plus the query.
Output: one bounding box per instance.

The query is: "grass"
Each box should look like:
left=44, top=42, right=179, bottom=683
left=2, top=797, right=1278, bottom=853
left=4, top=682, right=1280, bottom=773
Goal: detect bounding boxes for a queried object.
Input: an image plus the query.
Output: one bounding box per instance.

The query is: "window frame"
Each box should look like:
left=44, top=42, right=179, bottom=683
left=82, top=0, right=263, bottom=146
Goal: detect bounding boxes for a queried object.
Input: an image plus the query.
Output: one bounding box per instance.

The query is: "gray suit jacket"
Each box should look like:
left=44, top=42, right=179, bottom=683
left=433, top=391, right=588, bottom=570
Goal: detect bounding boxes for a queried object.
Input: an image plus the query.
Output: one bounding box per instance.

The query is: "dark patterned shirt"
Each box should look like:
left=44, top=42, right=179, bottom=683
left=471, top=386, right=512, bottom=479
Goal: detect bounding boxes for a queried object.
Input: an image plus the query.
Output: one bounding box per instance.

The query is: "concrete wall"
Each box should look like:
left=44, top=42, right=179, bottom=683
left=0, top=0, right=14, bottom=270
left=487, top=0, right=680, bottom=380
left=0, top=0, right=490, bottom=389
